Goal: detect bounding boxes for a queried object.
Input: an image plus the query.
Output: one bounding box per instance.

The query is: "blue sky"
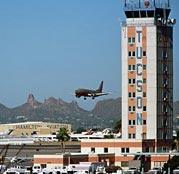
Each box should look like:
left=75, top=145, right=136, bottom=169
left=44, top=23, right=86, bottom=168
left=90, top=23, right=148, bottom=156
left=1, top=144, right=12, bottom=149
left=0, top=0, right=178, bottom=110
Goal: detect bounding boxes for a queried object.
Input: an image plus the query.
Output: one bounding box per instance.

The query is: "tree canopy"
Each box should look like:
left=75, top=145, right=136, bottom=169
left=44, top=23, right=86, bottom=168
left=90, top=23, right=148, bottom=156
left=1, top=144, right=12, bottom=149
left=56, top=127, right=70, bottom=142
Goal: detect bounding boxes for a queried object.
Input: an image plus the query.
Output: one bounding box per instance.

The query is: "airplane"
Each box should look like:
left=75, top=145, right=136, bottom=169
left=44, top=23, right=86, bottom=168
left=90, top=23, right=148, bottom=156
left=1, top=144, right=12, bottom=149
left=75, top=81, right=109, bottom=100
left=6, top=156, right=32, bottom=163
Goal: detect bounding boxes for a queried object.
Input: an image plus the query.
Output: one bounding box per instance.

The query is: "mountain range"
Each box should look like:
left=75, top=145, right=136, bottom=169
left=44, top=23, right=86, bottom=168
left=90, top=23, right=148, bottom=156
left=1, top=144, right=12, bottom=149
left=0, top=94, right=178, bottom=130
left=0, top=94, right=121, bottom=130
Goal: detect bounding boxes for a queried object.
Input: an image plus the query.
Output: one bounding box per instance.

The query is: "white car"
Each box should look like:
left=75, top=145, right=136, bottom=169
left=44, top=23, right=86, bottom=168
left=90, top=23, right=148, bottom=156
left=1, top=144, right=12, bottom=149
left=173, top=168, right=179, bottom=174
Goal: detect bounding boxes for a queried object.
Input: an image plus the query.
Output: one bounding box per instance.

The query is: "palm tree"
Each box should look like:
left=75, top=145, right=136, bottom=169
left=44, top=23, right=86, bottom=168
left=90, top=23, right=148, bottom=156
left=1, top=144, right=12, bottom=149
left=56, top=127, right=70, bottom=153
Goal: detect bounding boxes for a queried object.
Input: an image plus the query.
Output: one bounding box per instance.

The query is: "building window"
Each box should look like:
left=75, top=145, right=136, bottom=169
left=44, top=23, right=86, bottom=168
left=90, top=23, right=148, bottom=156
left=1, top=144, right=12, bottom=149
left=104, top=148, right=108, bottom=153
left=163, top=50, right=168, bottom=59
left=163, top=64, right=168, bottom=72
left=143, top=51, right=146, bottom=57
left=129, top=79, right=135, bottom=84
left=129, top=120, right=135, bottom=125
left=121, top=148, right=130, bottom=153
left=143, top=65, right=146, bottom=70
left=133, top=120, right=136, bottom=125
left=129, top=134, right=135, bottom=139
left=133, top=92, right=136, bottom=97
left=128, top=51, right=132, bottom=57
left=163, top=119, right=167, bottom=127
left=143, top=92, right=146, bottom=97
left=133, top=134, right=136, bottom=139
left=129, top=92, right=135, bottom=98
left=145, top=147, right=149, bottom=152
left=133, top=106, right=136, bottom=111
left=132, top=65, right=135, bottom=70
left=143, top=78, right=146, bottom=83
left=163, top=79, right=168, bottom=87
left=143, top=106, right=147, bottom=111
left=129, top=65, right=135, bottom=71
left=163, top=105, right=167, bottom=112
left=143, top=120, right=146, bottom=125
left=128, top=37, right=135, bottom=44
left=121, top=148, right=125, bottom=153
left=132, top=37, right=135, bottom=43
left=132, top=51, right=135, bottom=57
left=129, top=106, right=135, bottom=112
left=163, top=147, right=167, bottom=152
left=163, top=133, right=167, bottom=139
left=91, top=147, right=95, bottom=153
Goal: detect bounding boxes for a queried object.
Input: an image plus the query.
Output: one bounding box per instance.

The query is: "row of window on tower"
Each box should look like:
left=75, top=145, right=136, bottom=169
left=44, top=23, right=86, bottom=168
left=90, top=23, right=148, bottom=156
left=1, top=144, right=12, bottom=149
left=128, top=50, right=146, bottom=58
left=128, top=64, right=146, bottom=71
left=128, top=106, right=147, bottom=112
left=128, top=119, right=146, bottom=126
left=128, top=92, right=146, bottom=98
left=128, top=133, right=147, bottom=140
left=128, top=78, right=146, bottom=84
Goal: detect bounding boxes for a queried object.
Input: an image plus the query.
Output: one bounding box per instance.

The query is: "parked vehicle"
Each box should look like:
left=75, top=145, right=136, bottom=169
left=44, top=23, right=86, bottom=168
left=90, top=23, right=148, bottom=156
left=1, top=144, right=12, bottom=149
left=3, top=166, right=30, bottom=174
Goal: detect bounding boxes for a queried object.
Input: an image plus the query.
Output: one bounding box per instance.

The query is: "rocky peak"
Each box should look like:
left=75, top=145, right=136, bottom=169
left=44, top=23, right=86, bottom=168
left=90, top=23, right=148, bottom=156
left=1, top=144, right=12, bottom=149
left=44, top=97, right=59, bottom=105
left=27, top=94, right=35, bottom=105
left=27, top=94, right=41, bottom=108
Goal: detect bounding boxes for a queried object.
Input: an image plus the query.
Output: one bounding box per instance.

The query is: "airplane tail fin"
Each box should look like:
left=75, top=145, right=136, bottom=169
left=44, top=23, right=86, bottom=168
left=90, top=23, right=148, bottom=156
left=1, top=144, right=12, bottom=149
left=96, top=81, right=103, bottom=93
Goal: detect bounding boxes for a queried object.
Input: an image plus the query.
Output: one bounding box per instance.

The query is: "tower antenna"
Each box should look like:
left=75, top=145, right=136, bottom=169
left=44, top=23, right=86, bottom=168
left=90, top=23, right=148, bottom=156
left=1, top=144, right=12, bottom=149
left=139, top=0, right=141, bottom=8
left=168, top=0, right=170, bottom=8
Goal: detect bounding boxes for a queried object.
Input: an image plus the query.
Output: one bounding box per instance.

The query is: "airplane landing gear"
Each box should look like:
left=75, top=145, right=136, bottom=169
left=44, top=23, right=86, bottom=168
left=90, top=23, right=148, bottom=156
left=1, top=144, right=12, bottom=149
left=84, top=97, right=87, bottom=100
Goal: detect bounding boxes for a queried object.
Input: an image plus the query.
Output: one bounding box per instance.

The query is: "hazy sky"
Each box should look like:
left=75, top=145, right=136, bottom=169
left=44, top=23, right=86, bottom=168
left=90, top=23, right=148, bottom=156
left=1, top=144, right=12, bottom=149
left=0, top=0, right=178, bottom=110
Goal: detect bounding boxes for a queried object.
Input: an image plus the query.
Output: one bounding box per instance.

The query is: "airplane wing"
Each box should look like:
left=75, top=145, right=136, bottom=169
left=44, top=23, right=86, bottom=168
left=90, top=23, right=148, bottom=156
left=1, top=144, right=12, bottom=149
left=93, top=92, right=110, bottom=97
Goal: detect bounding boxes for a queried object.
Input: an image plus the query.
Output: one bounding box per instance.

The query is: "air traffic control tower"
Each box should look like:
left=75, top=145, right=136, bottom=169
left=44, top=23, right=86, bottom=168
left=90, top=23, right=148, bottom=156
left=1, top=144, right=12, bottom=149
left=121, top=0, right=176, bottom=152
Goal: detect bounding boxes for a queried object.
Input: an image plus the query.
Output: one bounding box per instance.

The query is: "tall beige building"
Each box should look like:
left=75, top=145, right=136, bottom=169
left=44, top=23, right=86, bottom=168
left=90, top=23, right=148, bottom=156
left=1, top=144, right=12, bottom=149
left=122, top=0, right=175, bottom=152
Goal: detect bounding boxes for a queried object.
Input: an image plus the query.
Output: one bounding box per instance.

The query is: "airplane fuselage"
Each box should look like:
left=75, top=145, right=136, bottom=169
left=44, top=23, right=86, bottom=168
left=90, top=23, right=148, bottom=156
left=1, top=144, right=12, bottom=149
left=75, top=89, right=97, bottom=97
left=74, top=81, right=108, bottom=100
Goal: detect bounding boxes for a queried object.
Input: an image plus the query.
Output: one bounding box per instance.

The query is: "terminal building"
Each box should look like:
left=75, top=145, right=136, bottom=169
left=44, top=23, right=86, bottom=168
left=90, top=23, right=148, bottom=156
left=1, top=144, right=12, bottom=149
left=0, top=121, right=71, bottom=136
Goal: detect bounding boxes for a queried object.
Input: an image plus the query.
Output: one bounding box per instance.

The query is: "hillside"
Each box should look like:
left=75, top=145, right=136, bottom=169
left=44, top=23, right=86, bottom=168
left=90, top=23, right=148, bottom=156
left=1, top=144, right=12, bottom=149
left=0, top=94, right=121, bottom=130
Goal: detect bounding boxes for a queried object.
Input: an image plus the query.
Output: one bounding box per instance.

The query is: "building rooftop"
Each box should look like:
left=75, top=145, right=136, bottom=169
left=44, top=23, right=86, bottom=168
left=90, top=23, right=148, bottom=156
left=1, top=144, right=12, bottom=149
left=124, top=0, right=171, bottom=19
left=0, top=121, right=70, bottom=126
